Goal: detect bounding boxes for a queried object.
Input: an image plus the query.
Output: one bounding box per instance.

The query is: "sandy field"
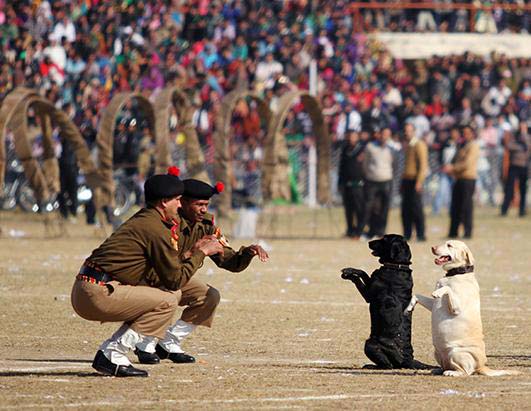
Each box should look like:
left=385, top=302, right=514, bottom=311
left=0, top=207, right=529, bottom=410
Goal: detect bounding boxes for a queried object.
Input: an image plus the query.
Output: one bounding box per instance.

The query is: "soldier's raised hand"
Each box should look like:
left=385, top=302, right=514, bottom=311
left=246, top=244, right=269, bottom=262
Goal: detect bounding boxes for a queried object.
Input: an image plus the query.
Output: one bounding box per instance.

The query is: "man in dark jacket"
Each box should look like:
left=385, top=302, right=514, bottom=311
left=338, top=131, right=366, bottom=238
left=501, top=123, right=529, bottom=217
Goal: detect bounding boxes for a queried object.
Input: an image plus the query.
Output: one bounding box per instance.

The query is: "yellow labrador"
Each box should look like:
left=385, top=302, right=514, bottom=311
left=405, top=240, right=518, bottom=377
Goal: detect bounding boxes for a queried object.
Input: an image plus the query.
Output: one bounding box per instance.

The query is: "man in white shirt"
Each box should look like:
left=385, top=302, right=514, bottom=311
left=336, top=102, right=362, bottom=140
left=481, top=79, right=512, bottom=117
left=256, top=52, right=283, bottom=89
left=52, top=15, right=76, bottom=43
left=360, top=128, right=395, bottom=238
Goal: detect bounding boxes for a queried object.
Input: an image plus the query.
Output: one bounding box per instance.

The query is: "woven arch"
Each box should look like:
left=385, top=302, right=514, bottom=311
left=95, top=92, right=156, bottom=207
left=0, top=87, right=99, bottom=203
left=154, top=87, right=208, bottom=180
left=213, top=89, right=271, bottom=215
left=263, top=90, right=331, bottom=204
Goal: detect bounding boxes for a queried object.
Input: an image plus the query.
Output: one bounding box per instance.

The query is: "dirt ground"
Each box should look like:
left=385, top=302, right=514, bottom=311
left=0, top=207, right=529, bottom=410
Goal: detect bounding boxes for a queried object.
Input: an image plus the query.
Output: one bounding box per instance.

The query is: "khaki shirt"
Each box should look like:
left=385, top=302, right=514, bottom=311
left=452, top=140, right=480, bottom=180
left=402, top=138, right=429, bottom=185
left=87, top=207, right=205, bottom=291
left=145, top=210, right=256, bottom=288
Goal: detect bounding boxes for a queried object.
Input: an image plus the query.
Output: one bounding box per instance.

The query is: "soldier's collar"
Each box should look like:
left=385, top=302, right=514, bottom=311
left=177, top=211, right=192, bottom=232
left=149, top=206, right=176, bottom=227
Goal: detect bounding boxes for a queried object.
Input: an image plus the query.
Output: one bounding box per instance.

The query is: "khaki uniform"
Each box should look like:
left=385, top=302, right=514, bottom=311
left=71, top=207, right=207, bottom=339
left=145, top=210, right=256, bottom=327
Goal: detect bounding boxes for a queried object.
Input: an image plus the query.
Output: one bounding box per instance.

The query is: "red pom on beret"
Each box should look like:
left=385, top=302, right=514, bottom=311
left=167, top=166, right=180, bottom=176
left=215, top=181, right=225, bottom=193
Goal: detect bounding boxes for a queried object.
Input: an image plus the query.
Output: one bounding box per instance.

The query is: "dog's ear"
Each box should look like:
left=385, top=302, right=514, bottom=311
left=390, top=240, right=411, bottom=263
left=463, top=244, right=475, bottom=266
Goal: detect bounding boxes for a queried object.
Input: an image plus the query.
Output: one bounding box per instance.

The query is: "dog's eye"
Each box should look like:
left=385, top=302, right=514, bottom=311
left=447, top=244, right=452, bottom=248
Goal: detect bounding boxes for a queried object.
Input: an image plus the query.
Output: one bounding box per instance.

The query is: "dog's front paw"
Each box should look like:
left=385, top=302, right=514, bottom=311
left=431, top=287, right=447, bottom=298
left=404, top=295, right=417, bottom=315
left=341, top=267, right=361, bottom=280
left=443, top=370, right=465, bottom=377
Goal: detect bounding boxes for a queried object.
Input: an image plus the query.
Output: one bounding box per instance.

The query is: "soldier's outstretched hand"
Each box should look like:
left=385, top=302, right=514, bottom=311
left=246, top=244, right=269, bottom=262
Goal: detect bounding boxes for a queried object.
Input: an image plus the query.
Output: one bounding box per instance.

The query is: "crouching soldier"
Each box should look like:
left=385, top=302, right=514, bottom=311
left=134, top=179, right=269, bottom=364
left=71, top=167, right=223, bottom=377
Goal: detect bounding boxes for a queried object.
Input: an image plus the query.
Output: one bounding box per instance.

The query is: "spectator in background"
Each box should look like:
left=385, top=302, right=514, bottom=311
left=482, top=79, right=512, bottom=117
left=0, top=0, right=529, bottom=218
left=501, top=123, right=529, bottom=217
left=255, top=52, right=283, bottom=90
left=361, top=128, right=395, bottom=239
left=336, top=101, right=362, bottom=140
left=407, top=104, right=430, bottom=141
left=477, top=117, right=499, bottom=206
left=58, top=128, right=79, bottom=221
left=338, top=131, right=366, bottom=239
left=445, top=125, right=480, bottom=239
left=401, top=123, right=429, bottom=242
left=433, top=127, right=459, bottom=215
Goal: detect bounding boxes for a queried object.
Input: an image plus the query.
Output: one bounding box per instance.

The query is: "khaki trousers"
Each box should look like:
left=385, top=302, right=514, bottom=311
left=71, top=279, right=178, bottom=339
left=176, top=277, right=221, bottom=327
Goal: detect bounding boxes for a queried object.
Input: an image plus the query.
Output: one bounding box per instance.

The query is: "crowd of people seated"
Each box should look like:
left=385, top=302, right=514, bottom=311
left=0, top=1, right=528, bottom=215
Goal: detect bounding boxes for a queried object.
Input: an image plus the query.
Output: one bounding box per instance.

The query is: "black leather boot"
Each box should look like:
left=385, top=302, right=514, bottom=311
left=134, top=348, right=160, bottom=364
left=155, top=344, right=196, bottom=363
left=92, top=350, right=148, bottom=377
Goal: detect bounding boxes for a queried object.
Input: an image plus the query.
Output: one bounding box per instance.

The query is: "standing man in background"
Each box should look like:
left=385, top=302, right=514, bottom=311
left=444, top=125, right=480, bottom=239
left=432, top=127, right=459, bottom=215
left=501, top=122, right=529, bottom=217
left=401, top=123, right=429, bottom=242
left=338, top=131, right=366, bottom=239
left=361, top=128, right=394, bottom=239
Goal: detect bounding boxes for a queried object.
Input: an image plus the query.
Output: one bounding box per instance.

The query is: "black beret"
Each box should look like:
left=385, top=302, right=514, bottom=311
left=144, top=167, right=184, bottom=203
left=183, top=179, right=224, bottom=200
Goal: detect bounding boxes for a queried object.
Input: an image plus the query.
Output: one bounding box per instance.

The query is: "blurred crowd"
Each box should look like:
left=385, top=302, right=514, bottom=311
left=353, top=0, right=529, bottom=34
left=0, top=0, right=529, bottom=217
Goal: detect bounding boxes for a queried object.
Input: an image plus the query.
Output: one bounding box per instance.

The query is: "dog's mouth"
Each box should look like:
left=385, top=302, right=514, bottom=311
left=434, top=255, right=451, bottom=265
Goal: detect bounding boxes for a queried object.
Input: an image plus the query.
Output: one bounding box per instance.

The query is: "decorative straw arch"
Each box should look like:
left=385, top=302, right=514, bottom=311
left=95, top=92, right=156, bottom=207
left=154, top=87, right=208, bottom=180
left=262, top=90, right=331, bottom=205
left=0, top=87, right=100, bottom=203
left=213, top=89, right=271, bottom=215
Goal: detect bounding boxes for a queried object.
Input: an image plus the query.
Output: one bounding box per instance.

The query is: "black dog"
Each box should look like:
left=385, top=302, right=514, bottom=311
left=341, top=234, right=430, bottom=369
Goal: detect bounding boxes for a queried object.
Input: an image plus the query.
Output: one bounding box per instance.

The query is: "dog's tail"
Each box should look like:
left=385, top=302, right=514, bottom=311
left=476, top=367, right=521, bottom=377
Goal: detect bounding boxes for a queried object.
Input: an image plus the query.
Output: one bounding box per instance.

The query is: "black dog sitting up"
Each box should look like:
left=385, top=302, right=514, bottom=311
left=341, top=234, right=430, bottom=369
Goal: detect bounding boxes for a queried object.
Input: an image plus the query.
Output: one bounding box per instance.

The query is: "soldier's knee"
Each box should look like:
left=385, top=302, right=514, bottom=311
left=160, top=291, right=179, bottom=310
left=206, top=286, right=221, bottom=307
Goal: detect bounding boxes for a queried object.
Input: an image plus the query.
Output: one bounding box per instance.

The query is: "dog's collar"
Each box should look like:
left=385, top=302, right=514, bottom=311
left=446, top=265, right=475, bottom=277
left=382, top=262, right=411, bottom=271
